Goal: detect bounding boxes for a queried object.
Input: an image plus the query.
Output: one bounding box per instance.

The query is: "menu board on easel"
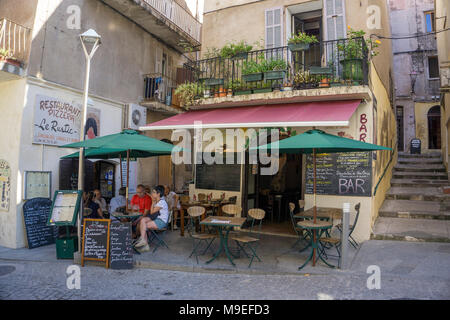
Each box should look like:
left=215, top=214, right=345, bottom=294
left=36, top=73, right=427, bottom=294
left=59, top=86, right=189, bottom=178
left=47, top=190, right=82, bottom=226
left=81, top=218, right=111, bottom=269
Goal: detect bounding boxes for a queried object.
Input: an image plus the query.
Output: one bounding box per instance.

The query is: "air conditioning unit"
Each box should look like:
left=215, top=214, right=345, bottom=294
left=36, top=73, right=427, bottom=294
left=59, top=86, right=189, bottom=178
left=124, top=104, right=147, bottom=130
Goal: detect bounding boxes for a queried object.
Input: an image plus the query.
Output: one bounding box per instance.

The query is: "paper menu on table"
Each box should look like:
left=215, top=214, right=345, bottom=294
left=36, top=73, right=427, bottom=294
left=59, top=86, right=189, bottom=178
left=211, top=219, right=230, bottom=224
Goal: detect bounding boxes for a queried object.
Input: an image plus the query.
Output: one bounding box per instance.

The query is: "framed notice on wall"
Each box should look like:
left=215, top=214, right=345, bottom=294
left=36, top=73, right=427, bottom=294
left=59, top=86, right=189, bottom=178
left=24, top=171, right=52, bottom=200
left=47, top=190, right=82, bottom=226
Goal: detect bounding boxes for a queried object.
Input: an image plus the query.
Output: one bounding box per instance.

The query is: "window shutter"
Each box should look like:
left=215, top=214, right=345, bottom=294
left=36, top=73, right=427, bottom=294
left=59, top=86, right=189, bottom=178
left=265, top=8, right=283, bottom=49
left=325, top=0, right=346, bottom=40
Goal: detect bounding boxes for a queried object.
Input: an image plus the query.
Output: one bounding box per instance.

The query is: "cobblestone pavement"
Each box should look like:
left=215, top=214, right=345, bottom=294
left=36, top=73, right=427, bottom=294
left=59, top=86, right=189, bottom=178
left=0, top=259, right=449, bottom=300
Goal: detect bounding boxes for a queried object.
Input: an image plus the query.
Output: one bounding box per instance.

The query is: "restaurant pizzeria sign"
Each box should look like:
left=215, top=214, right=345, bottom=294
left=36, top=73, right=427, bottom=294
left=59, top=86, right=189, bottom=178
left=33, top=94, right=82, bottom=146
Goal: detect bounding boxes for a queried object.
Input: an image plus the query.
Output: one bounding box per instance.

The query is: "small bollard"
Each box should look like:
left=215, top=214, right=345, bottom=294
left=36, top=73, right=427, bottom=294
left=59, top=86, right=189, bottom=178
left=340, top=203, right=350, bottom=269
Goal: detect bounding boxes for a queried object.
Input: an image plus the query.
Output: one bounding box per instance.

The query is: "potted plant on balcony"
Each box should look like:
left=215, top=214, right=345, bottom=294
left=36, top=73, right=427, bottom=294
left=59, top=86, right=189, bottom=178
left=337, top=27, right=380, bottom=83
left=252, top=82, right=272, bottom=94
left=0, top=48, right=21, bottom=67
left=294, top=70, right=317, bottom=89
left=282, top=80, right=293, bottom=91
left=242, top=60, right=264, bottom=82
left=231, top=79, right=252, bottom=96
left=288, top=32, right=318, bottom=52
left=220, top=40, right=253, bottom=60
left=174, top=82, right=202, bottom=109
left=261, top=58, right=288, bottom=80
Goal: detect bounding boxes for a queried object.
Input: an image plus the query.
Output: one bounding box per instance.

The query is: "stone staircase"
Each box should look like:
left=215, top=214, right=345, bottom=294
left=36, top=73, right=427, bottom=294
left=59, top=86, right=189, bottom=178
left=372, top=152, right=450, bottom=242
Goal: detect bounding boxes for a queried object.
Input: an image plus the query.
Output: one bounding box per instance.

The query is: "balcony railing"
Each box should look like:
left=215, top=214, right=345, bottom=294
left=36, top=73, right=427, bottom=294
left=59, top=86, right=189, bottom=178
left=0, top=18, right=32, bottom=65
left=143, top=73, right=178, bottom=105
left=143, top=0, right=201, bottom=43
left=181, top=37, right=369, bottom=98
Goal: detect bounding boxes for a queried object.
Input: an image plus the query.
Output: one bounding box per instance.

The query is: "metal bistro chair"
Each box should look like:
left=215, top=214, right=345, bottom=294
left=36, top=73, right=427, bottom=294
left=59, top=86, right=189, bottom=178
left=187, top=206, right=216, bottom=264
left=231, top=208, right=265, bottom=268
left=336, top=203, right=361, bottom=249
left=146, top=210, right=172, bottom=253
left=319, top=203, right=361, bottom=267
left=221, top=204, right=242, bottom=217
left=288, top=202, right=309, bottom=249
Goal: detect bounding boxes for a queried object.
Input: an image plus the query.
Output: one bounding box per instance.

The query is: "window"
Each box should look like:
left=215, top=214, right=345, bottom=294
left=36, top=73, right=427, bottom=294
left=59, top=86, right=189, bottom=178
left=425, top=11, right=435, bottom=33
left=265, top=8, right=282, bottom=49
left=428, top=56, right=439, bottom=79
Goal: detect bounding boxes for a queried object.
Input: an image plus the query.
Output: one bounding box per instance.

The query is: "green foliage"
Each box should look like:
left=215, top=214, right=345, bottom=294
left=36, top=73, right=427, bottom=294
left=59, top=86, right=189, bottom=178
left=337, top=27, right=380, bottom=60
left=174, top=82, right=203, bottom=109
left=0, top=48, right=11, bottom=58
left=259, top=58, right=287, bottom=72
left=288, top=32, right=319, bottom=45
left=219, top=40, right=253, bottom=59
left=242, top=60, right=261, bottom=75
left=293, top=70, right=319, bottom=85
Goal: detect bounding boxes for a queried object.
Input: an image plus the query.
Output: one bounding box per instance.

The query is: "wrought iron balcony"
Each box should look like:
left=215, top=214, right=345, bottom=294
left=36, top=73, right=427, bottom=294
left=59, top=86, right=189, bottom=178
left=0, top=18, right=32, bottom=66
left=180, top=37, right=369, bottom=99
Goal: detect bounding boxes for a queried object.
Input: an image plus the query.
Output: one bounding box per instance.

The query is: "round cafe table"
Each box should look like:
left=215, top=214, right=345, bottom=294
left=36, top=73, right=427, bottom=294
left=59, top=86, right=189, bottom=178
left=297, top=220, right=336, bottom=270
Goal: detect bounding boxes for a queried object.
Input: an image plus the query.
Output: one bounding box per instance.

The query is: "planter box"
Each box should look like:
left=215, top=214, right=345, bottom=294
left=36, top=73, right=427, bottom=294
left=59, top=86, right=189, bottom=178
left=0, top=57, right=21, bottom=67
left=309, top=66, right=333, bottom=75
left=231, top=52, right=248, bottom=60
left=288, top=43, right=310, bottom=52
left=234, top=90, right=252, bottom=96
left=242, top=73, right=263, bottom=82
left=340, top=59, right=363, bottom=81
left=264, top=70, right=286, bottom=80
left=252, top=87, right=272, bottom=94
left=204, top=78, right=224, bottom=86
left=56, top=236, right=78, bottom=259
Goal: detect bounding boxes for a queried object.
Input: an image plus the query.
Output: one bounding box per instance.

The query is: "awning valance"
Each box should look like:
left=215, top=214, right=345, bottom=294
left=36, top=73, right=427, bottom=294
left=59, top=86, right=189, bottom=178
left=140, top=100, right=361, bottom=130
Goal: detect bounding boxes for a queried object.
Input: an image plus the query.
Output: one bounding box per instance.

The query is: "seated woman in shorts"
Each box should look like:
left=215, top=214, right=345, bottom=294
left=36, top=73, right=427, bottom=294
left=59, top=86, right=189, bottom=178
left=133, top=185, right=169, bottom=252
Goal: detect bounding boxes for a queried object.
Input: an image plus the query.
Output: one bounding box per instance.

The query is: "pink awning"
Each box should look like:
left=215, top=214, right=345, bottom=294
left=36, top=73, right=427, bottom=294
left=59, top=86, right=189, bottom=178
left=140, top=100, right=361, bottom=130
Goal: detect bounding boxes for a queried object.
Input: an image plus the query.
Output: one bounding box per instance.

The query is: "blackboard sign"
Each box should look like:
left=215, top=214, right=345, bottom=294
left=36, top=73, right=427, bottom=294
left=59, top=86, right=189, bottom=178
left=306, top=152, right=372, bottom=197
left=23, top=198, right=57, bottom=249
left=109, top=222, right=133, bottom=269
left=195, top=163, right=241, bottom=191
left=410, top=138, right=421, bottom=154
left=81, top=219, right=111, bottom=268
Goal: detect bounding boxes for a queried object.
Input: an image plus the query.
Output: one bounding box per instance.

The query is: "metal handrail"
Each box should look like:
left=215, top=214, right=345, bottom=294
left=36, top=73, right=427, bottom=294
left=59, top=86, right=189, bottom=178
left=373, top=143, right=397, bottom=196
left=142, top=0, right=201, bottom=43
left=0, top=18, right=32, bottom=64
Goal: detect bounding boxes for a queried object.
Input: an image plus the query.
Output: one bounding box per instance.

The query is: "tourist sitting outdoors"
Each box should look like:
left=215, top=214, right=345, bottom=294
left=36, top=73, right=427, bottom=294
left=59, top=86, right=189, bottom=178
left=130, top=184, right=152, bottom=238
left=84, top=191, right=104, bottom=219
left=93, top=189, right=107, bottom=212
left=134, top=185, right=169, bottom=252
left=109, top=187, right=127, bottom=213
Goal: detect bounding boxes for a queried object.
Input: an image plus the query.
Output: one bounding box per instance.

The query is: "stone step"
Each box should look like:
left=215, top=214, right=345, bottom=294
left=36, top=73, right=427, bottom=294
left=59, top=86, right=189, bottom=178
left=386, top=187, right=450, bottom=202
left=371, top=217, right=450, bottom=242
left=378, top=199, right=450, bottom=220
left=393, top=171, right=448, bottom=180
left=397, top=157, right=443, bottom=165
left=398, top=152, right=442, bottom=158
left=390, top=178, right=449, bottom=188
left=393, top=164, right=446, bottom=172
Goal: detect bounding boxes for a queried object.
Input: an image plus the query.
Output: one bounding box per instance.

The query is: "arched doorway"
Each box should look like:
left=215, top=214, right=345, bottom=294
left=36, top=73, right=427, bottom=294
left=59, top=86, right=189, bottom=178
left=428, top=106, right=441, bottom=149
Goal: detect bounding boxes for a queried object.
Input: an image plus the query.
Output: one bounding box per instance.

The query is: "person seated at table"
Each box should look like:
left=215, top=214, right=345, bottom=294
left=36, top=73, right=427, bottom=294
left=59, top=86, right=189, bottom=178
left=93, top=189, right=107, bottom=212
left=134, top=185, right=169, bottom=252
left=130, top=184, right=152, bottom=238
left=145, top=185, right=151, bottom=197
left=109, top=187, right=126, bottom=214
left=84, top=191, right=104, bottom=219
left=164, top=185, right=180, bottom=229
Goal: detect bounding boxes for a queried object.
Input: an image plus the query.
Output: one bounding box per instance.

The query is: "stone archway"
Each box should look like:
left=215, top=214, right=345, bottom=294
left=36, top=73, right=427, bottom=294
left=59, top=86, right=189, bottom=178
left=428, top=106, right=441, bottom=149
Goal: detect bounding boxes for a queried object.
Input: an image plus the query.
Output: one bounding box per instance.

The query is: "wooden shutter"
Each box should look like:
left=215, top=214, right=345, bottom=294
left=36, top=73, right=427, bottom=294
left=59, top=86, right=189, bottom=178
left=324, top=0, right=346, bottom=41
left=265, top=8, right=283, bottom=49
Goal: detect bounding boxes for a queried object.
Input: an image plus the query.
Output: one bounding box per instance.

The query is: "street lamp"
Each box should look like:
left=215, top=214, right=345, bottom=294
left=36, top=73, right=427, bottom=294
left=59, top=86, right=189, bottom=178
left=77, top=29, right=101, bottom=252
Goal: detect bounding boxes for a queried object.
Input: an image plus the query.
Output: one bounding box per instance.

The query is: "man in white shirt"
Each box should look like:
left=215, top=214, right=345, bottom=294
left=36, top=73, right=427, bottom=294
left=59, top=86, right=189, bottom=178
left=109, top=187, right=127, bottom=213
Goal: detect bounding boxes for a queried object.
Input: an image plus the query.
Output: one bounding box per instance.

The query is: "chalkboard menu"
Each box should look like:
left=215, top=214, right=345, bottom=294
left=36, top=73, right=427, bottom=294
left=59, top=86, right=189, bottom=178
left=81, top=219, right=111, bottom=268
left=306, top=152, right=372, bottom=197
left=410, top=138, right=421, bottom=154
left=109, top=222, right=133, bottom=269
left=195, top=163, right=241, bottom=191
left=23, top=198, right=57, bottom=249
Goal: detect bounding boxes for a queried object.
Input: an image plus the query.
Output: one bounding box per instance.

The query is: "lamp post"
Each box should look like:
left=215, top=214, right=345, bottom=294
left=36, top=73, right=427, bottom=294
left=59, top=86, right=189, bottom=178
left=77, top=29, right=101, bottom=253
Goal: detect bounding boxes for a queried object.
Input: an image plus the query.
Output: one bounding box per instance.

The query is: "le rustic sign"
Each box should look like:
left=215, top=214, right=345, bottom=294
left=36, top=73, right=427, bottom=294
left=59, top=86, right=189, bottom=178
left=33, top=94, right=82, bottom=146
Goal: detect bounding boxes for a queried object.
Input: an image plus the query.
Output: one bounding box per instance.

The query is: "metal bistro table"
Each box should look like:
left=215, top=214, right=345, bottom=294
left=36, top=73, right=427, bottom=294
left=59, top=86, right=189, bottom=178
left=200, top=216, right=246, bottom=266
left=297, top=220, right=336, bottom=270
left=179, top=201, right=232, bottom=236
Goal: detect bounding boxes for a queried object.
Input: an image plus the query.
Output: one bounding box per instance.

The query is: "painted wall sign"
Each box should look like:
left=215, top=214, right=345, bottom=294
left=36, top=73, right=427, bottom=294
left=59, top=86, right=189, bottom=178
left=33, top=94, right=82, bottom=146
left=0, top=159, right=11, bottom=211
left=359, top=113, right=368, bottom=142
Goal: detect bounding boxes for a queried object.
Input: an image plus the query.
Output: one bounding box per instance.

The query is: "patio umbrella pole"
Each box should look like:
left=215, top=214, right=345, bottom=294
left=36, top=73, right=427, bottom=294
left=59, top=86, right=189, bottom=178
left=126, top=149, right=130, bottom=212
left=119, top=154, right=122, bottom=188
left=313, top=147, right=317, bottom=266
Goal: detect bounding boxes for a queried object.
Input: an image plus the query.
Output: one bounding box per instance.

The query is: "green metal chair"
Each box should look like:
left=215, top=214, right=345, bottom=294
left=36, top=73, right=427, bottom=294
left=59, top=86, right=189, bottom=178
left=146, top=210, right=172, bottom=253
left=288, top=202, right=309, bottom=249
left=187, top=206, right=216, bottom=264
left=231, top=208, right=265, bottom=268
left=335, top=203, right=361, bottom=249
